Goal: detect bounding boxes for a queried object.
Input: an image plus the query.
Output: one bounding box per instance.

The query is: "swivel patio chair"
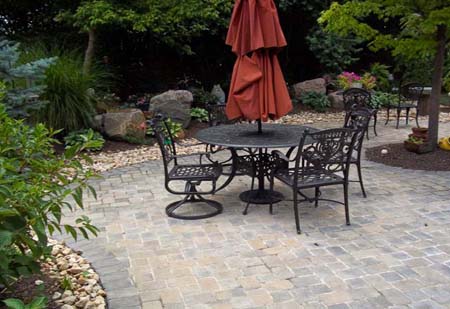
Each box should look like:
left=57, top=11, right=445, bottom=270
left=269, top=128, right=358, bottom=234
left=385, top=82, right=424, bottom=129
left=344, top=110, right=371, bottom=198
left=343, top=88, right=377, bottom=139
left=149, top=115, right=223, bottom=220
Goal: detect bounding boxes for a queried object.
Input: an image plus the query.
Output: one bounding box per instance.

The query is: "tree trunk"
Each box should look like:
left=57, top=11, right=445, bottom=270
left=83, top=28, right=96, bottom=75
left=427, top=25, right=447, bottom=152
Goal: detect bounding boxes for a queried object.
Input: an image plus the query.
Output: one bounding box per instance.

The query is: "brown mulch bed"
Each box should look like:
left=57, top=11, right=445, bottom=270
left=0, top=269, right=61, bottom=309
left=366, top=143, right=450, bottom=171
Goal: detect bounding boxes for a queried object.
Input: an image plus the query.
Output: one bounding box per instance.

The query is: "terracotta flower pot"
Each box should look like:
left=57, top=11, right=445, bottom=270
left=411, top=127, right=428, bottom=141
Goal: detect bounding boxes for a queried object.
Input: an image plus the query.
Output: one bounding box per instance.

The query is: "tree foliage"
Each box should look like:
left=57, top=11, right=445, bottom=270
left=319, top=1, right=450, bottom=60
left=306, top=27, right=361, bottom=74
left=59, top=0, right=233, bottom=55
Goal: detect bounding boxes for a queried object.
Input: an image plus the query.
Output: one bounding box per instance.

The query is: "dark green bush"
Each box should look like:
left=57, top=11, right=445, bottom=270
left=0, top=103, right=98, bottom=288
left=300, top=91, right=331, bottom=112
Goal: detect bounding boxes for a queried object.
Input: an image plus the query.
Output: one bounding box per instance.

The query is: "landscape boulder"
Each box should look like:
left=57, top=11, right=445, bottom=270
left=328, top=91, right=344, bottom=110
left=93, top=109, right=146, bottom=140
left=292, top=78, right=326, bottom=100
left=149, top=90, right=193, bottom=128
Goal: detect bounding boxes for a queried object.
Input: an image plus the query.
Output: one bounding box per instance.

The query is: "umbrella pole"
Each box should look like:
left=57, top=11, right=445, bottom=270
left=257, top=119, right=262, bottom=134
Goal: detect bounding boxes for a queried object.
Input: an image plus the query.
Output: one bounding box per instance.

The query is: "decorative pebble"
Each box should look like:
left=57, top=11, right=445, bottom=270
left=381, top=149, right=389, bottom=155
left=34, top=280, right=44, bottom=286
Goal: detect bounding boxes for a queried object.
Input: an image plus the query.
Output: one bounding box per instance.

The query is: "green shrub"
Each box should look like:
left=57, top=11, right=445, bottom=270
left=0, top=103, right=98, bottom=288
left=147, top=117, right=183, bottom=138
left=300, top=91, right=331, bottom=112
left=370, top=91, right=397, bottom=109
left=192, top=88, right=217, bottom=107
left=21, top=45, right=112, bottom=132
left=64, top=129, right=105, bottom=151
left=190, top=107, right=209, bottom=122
left=369, top=63, right=391, bottom=91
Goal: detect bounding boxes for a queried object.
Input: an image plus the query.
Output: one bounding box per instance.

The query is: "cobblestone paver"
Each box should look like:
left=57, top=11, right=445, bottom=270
left=64, top=121, right=450, bottom=308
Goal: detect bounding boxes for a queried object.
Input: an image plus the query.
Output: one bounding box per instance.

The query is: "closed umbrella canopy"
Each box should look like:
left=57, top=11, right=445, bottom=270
left=225, top=0, right=292, bottom=122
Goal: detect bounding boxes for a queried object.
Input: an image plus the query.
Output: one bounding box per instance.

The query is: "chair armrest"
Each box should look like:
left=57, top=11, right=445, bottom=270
left=171, top=152, right=211, bottom=159
left=175, top=140, right=205, bottom=147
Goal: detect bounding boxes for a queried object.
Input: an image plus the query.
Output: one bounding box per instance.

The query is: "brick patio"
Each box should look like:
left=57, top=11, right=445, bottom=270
left=62, top=121, right=450, bottom=309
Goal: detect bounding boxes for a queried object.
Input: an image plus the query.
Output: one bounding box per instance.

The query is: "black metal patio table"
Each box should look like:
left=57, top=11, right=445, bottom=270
left=196, top=123, right=317, bottom=205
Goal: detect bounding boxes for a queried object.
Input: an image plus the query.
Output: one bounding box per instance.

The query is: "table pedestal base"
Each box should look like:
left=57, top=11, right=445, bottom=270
left=239, top=189, right=284, bottom=205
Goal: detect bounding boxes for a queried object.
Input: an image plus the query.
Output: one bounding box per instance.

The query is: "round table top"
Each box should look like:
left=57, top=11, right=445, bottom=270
left=196, top=123, right=317, bottom=148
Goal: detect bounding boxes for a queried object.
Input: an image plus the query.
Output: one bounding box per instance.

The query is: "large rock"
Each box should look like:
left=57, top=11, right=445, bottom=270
left=328, top=91, right=344, bottom=110
left=94, top=109, right=146, bottom=140
left=292, top=78, right=326, bottom=99
left=149, top=90, right=193, bottom=128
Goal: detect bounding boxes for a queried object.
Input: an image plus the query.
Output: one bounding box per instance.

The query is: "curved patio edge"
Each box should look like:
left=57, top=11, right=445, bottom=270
left=54, top=235, right=142, bottom=309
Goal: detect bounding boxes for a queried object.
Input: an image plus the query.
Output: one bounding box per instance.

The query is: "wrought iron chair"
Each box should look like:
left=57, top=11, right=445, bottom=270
left=149, top=115, right=223, bottom=220
left=385, top=82, right=424, bottom=129
left=343, top=88, right=377, bottom=139
left=344, top=110, right=371, bottom=198
left=269, top=128, right=358, bottom=234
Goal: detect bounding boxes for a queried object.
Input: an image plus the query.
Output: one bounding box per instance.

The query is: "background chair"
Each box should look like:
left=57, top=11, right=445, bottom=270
left=385, top=82, right=424, bottom=129
left=343, top=88, right=377, bottom=139
left=344, top=110, right=371, bottom=198
left=149, top=115, right=223, bottom=220
left=269, top=128, right=357, bottom=234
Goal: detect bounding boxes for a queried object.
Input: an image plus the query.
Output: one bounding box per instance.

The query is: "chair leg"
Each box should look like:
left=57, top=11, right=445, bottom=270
left=344, top=183, right=350, bottom=226
left=314, top=187, right=320, bottom=208
left=269, top=176, right=274, bottom=215
left=166, top=183, right=222, bottom=220
left=406, top=108, right=410, bottom=125
left=242, top=175, right=255, bottom=215
left=385, top=107, right=390, bottom=125
left=415, top=108, right=420, bottom=128
left=356, top=162, right=367, bottom=198
left=396, top=109, right=401, bottom=129
left=293, top=189, right=301, bottom=234
left=373, top=113, right=378, bottom=136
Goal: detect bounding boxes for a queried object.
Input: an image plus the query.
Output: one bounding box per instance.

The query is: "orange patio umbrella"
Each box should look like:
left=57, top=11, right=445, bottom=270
left=225, top=0, right=292, bottom=128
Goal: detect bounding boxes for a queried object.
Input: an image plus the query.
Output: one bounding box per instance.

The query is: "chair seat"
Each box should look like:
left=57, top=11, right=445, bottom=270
left=275, top=167, right=345, bottom=189
left=396, top=103, right=417, bottom=109
left=168, top=164, right=222, bottom=181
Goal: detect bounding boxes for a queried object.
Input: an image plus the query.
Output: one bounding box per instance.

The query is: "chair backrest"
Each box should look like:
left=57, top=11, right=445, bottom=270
left=148, top=114, right=178, bottom=174
left=295, top=128, right=357, bottom=178
left=344, top=110, right=371, bottom=157
left=343, top=88, right=372, bottom=111
left=206, top=103, right=236, bottom=126
left=399, top=82, right=424, bottom=107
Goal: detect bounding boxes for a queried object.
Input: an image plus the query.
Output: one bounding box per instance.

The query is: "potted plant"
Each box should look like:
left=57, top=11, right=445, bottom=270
left=404, top=127, right=430, bottom=154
